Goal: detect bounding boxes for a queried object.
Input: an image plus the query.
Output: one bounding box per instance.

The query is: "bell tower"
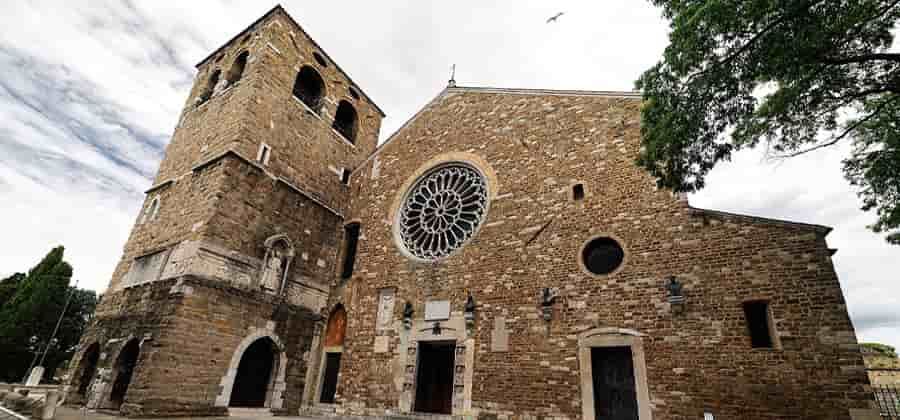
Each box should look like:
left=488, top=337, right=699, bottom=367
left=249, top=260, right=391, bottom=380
left=68, top=5, right=384, bottom=416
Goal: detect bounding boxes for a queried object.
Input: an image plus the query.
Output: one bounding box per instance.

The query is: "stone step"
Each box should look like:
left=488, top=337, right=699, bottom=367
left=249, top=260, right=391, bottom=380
left=228, top=407, right=274, bottom=418
left=298, top=404, right=338, bottom=417
left=383, top=412, right=453, bottom=420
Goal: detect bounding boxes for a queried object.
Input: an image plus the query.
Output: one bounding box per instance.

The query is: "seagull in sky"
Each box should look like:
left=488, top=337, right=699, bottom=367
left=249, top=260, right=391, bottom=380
left=546, top=12, right=564, bottom=23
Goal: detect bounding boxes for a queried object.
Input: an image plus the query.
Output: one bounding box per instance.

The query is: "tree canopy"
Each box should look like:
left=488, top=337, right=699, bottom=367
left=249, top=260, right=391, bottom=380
left=860, top=342, right=899, bottom=357
left=637, top=0, right=900, bottom=243
left=0, top=247, right=97, bottom=383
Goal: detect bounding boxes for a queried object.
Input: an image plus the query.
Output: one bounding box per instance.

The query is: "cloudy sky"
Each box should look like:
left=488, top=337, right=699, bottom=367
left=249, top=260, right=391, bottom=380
left=0, top=1, right=896, bottom=350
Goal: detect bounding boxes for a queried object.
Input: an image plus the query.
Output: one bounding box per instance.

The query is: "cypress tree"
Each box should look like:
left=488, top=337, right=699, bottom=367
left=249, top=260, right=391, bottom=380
left=0, top=247, right=73, bottom=382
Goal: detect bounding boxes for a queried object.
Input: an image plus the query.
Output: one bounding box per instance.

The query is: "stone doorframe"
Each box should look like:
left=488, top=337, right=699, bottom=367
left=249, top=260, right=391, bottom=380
left=578, top=327, right=653, bottom=420
left=312, top=344, right=343, bottom=404
left=215, top=327, right=287, bottom=409
left=398, top=314, right=474, bottom=416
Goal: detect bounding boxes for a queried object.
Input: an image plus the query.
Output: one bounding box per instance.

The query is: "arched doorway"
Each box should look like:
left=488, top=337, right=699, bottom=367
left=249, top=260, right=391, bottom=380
left=109, top=339, right=140, bottom=408
left=75, top=343, right=100, bottom=397
left=229, top=338, right=277, bottom=407
left=319, top=305, right=346, bottom=404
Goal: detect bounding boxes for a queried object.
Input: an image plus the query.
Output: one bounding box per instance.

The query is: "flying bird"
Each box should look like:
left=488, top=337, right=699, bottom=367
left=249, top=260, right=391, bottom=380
left=546, top=12, right=564, bottom=23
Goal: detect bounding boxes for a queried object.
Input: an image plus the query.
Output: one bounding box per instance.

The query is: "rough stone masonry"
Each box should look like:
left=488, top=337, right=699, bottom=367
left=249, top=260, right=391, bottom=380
left=65, top=5, right=878, bottom=420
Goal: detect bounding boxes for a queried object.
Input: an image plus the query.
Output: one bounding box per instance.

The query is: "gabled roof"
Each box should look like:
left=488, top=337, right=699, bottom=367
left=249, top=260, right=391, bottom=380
left=196, top=5, right=385, bottom=117
left=447, top=85, right=641, bottom=98
left=355, top=85, right=641, bottom=172
left=688, top=207, right=832, bottom=235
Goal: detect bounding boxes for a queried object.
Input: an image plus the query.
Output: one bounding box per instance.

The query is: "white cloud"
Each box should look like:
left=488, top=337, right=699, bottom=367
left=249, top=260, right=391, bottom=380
left=0, top=1, right=895, bottom=351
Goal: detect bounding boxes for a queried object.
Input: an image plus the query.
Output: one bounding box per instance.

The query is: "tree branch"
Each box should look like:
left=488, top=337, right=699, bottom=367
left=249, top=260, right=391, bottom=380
left=821, top=53, right=900, bottom=65
left=811, top=86, right=894, bottom=120
left=778, top=96, right=898, bottom=157
left=684, top=0, right=828, bottom=83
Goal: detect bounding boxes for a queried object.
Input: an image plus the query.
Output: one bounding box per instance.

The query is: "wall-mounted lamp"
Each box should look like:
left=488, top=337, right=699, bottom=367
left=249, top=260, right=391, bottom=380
left=419, top=321, right=455, bottom=336
left=666, top=275, right=685, bottom=313
left=464, top=292, right=476, bottom=327
left=402, top=301, right=414, bottom=330
left=540, top=287, right=558, bottom=321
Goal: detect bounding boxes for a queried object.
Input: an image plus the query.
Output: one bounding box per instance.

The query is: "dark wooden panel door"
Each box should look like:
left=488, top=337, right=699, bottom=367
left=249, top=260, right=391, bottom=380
left=319, top=352, right=342, bottom=403
left=414, top=342, right=455, bottom=414
left=591, top=347, right=638, bottom=420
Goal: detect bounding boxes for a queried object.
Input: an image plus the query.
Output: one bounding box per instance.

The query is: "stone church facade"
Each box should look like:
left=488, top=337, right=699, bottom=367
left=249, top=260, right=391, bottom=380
left=66, top=6, right=877, bottom=420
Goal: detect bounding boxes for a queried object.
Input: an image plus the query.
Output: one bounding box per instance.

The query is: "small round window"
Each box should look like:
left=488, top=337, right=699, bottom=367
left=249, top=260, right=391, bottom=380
left=581, top=237, right=624, bottom=275
left=398, top=164, right=488, bottom=261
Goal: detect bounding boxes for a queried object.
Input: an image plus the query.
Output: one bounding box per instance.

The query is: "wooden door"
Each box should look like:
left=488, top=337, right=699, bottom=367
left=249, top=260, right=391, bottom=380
left=591, top=347, right=638, bottom=420
left=414, top=342, right=455, bottom=414
left=319, top=352, right=341, bottom=403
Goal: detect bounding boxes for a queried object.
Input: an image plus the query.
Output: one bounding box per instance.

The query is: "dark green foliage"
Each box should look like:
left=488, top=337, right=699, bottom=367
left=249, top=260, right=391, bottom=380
left=0, top=272, right=25, bottom=307
left=0, top=247, right=97, bottom=383
left=637, top=0, right=900, bottom=243
left=861, top=342, right=899, bottom=357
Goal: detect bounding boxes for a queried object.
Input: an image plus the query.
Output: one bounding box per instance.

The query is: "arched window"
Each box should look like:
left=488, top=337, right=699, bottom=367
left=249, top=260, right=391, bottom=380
left=292, top=66, right=325, bottom=112
left=332, top=100, right=358, bottom=143
left=197, top=70, right=220, bottom=104
left=225, top=51, right=249, bottom=86
left=141, top=196, right=160, bottom=224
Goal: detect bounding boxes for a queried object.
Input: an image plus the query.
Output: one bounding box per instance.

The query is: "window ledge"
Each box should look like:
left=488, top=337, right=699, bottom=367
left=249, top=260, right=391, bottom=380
left=292, top=95, right=323, bottom=120
left=330, top=127, right=357, bottom=148
left=291, top=95, right=357, bottom=149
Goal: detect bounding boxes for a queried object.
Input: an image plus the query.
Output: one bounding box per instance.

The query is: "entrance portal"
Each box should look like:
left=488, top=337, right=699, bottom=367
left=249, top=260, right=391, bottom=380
left=109, top=339, right=140, bottom=409
left=317, top=305, right=346, bottom=404
left=229, top=338, right=276, bottom=407
left=590, top=347, right=638, bottom=420
left=76, top=343, right=100, bottom=397
left=319, top=353, right=341, bottom=403
left=413, top=342, right=455, bottom=414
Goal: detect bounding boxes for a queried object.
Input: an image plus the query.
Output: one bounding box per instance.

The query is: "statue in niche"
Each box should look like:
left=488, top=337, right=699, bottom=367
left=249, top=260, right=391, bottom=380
left=260, top=236, right=294, bottom=293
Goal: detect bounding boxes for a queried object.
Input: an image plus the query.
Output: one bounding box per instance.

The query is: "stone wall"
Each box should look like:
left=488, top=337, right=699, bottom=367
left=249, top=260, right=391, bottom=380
left=331, top=87, right=873, bottom=419
left=865, top=354, right=900, bottom=386
left=71, top=276, right=319, bottom=417
left=70, top=7, right=371, bottom=417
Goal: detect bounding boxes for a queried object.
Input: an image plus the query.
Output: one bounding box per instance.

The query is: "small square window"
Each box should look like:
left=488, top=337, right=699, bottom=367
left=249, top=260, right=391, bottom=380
left=340, top=168, right=351, bottom=185
left=257, top=144, right=271, bottom=165
left=743, top=301, right=776, bottom=348
left=572, top=183, right=585, bottom=201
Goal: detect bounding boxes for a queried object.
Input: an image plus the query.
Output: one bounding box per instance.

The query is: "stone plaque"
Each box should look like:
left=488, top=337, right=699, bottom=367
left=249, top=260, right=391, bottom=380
left=491, top=316, right=509, bottom=352
left=424, top=300, right=451, bottom=321
left=376, top=288, right=396, bottom=331
left=124, top=249, right=169, bottom=287
left=374, top=335, right=390, bottom=353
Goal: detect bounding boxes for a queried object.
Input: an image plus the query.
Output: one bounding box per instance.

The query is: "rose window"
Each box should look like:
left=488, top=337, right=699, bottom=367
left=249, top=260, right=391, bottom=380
left=399, top=164, right=488, bottom=260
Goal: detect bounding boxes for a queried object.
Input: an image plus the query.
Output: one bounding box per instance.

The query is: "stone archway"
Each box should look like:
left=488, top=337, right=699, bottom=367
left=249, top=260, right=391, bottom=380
left=230, top=338, right=278, bottom=407
left=74, top=342, right=101, bottom=398
left=108, top=339, right=140, bottom=409
left=215, top=329, right=287, bottom=410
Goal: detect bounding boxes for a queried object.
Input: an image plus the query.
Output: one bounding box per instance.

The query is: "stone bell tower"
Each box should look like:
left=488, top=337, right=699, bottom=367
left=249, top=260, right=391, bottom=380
left=66, top=5, right=384, bottom=417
